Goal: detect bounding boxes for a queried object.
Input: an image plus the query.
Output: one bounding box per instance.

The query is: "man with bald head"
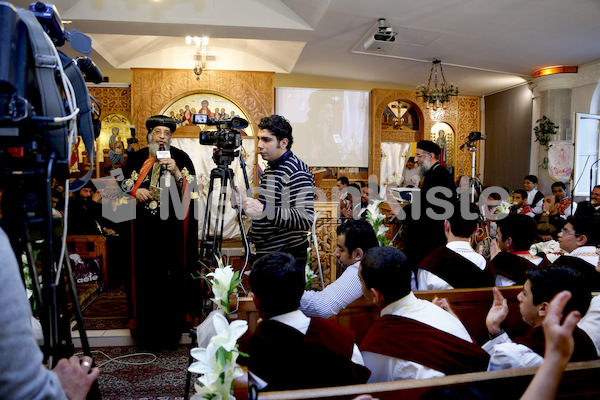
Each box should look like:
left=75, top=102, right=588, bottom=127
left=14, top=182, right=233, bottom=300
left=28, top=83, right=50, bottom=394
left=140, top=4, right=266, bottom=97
left=121, top=115, right=198, bottom=349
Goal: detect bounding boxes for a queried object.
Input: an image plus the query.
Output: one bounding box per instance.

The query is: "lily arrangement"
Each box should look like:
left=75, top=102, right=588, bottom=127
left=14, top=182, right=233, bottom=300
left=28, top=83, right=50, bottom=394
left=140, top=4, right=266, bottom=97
left=365, top=200, right=391, bottom=246
left=189, top=312, right=248, bottom=400
left=195, top=254, right=242, bottom=320
left=530, top=240, right=565, bottom=263
left=304, top=233, right=318, bottom=289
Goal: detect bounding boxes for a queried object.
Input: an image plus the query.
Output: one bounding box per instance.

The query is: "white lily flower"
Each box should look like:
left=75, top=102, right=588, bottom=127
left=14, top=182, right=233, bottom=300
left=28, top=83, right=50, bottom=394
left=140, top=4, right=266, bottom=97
left=210, top=313, right=248, bottom=353
left=207, top=265, right=236, bottom=307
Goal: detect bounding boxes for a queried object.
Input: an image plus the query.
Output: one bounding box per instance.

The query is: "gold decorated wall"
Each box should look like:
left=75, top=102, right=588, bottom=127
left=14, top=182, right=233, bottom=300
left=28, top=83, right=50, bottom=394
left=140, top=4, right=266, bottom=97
left=88, top=86, right=131, bottom=121
left=370, top=89, right=480, bottom=181
left=131, top=69, right=274, bottom=145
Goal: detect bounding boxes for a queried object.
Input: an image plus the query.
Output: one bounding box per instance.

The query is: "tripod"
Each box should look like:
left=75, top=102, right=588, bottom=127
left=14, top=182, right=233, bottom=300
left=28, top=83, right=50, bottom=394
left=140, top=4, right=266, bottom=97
left=198, top=147, right=251, bottom=267
left=184, top=146, right=250, bottom=400
left=0, top=151, right=101, bottom=398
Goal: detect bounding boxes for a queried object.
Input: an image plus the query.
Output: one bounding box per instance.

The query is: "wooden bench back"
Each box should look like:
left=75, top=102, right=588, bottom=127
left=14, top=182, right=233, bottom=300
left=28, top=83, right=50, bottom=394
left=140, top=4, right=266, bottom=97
left=252, top=360, right=600, bottom=400
left=233, top=286, right=527, bottom=346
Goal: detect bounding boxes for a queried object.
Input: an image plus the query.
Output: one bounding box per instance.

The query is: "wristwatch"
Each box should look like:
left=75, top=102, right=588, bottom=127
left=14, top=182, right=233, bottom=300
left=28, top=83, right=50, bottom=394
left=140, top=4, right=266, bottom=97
left=177, top=176, right=184, bottom=185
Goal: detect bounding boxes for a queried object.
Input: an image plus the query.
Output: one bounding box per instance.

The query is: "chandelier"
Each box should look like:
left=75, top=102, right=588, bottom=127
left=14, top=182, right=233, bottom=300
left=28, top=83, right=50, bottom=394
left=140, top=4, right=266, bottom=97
left=416, top=59, right=459, bottom=110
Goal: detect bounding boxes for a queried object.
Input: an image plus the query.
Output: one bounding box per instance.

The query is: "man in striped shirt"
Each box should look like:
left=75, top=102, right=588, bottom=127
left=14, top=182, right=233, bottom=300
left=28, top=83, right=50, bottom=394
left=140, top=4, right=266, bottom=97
left=240, top=115, right=315, bottom=266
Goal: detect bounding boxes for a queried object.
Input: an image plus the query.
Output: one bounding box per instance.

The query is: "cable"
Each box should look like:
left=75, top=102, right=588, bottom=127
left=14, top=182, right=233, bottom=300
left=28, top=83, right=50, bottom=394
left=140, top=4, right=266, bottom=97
left=74, top=350, right=157, bottom=368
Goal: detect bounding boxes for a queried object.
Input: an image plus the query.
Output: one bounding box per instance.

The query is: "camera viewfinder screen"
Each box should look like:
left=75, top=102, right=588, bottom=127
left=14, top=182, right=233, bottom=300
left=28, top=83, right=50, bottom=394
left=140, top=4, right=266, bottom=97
left=193, top=113, right=208, bottom=124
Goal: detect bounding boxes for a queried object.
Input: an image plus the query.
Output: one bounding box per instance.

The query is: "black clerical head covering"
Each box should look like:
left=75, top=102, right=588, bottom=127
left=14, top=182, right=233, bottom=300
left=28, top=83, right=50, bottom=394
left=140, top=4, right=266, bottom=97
left=416, top=140, right=441, bottom=156
left=146, top=115, right=176, bottom=134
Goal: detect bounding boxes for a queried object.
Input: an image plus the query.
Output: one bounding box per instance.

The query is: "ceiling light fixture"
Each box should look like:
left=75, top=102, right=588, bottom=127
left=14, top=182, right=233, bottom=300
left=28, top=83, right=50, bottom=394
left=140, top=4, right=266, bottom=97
left=416, top=59, right=459, bottom=110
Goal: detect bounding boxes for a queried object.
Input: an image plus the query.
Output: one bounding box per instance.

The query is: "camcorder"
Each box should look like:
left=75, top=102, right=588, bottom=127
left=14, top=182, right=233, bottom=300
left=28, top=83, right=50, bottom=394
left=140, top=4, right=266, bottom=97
left=196, top=114, right=248, bottom=151
left=0, top=1, right=100, bottom=191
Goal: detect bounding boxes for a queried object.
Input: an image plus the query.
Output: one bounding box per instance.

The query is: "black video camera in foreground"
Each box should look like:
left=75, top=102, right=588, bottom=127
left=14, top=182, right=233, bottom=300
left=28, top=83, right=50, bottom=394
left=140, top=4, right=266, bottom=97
left=0, top=1, right=101, bottom=192
left=196, top=114, right=248, bottom=151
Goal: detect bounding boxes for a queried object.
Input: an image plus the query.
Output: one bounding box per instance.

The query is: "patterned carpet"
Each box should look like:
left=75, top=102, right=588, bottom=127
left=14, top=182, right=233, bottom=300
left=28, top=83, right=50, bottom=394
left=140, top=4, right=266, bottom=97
left=90, top=344, right=193, bottom=400
left=73, top=289, right=129, bottom=331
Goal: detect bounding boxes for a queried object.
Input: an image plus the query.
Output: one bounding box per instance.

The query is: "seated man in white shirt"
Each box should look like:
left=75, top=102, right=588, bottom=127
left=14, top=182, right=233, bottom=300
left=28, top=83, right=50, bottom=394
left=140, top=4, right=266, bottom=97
left=359, top=247, right=490, bottom=383
left=490, top=214, right=547, bottom=286
left=555, top=216, right=600, bottom=291
left=400, top=157, right=421, bottom=187
left=524, top=175, right=544, bottom=215
left=482, top=266, right=597, bottom=371
left=300, top=219, right=379, bottom=318
left=416, top=203, right=494, bottom=290
left=248, top=252, right=370, bottom=391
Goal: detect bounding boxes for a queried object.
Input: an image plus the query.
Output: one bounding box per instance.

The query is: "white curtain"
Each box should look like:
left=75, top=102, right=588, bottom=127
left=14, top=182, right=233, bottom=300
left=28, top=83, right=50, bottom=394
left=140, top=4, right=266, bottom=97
left=171, top=138, right=257, bottom=240
left=380, top=142, right=412, bottom=194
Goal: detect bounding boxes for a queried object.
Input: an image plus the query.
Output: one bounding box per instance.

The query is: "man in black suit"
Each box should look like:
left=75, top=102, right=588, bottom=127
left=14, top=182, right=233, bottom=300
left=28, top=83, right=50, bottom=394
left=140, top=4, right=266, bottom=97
left=403, top=140, right=456, bottom=268
left=575, top=185, right=600, bottom=220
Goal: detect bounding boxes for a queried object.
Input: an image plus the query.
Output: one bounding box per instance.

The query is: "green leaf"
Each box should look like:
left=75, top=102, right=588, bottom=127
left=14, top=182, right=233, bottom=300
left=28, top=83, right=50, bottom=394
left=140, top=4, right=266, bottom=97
left=216, top=346, right=229, bottom=368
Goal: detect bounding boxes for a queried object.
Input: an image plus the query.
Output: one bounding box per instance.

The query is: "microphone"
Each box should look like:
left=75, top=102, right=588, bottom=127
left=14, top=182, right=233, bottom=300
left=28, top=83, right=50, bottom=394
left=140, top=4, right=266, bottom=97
left=157, top=144, right=171, bottom=188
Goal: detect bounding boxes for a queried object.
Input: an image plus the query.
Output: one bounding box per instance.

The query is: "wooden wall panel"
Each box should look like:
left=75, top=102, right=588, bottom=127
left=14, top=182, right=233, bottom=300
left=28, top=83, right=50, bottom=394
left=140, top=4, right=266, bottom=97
left=370, top=89, right=480, bottom=182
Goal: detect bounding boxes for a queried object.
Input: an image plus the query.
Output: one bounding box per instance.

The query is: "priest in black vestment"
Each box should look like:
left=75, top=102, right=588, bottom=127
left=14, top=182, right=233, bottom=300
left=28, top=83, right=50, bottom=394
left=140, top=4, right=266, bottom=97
left=121, top=115, right=198, bottom=349
left=403, top=140, right=456, bottom=268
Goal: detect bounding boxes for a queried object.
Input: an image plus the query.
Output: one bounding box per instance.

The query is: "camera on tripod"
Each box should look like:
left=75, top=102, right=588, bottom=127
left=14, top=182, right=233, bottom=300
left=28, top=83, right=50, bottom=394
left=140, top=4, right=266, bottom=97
left=196, top=114, right=248, bottom=150
left=467, top=131, right=487, bottom=142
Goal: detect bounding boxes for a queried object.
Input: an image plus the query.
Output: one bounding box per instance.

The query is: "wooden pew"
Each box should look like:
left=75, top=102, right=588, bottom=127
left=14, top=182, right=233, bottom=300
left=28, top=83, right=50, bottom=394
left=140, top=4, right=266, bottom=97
left=251, top=360, right=600, bottom=400
left=233, top=286, right=527, bottom=346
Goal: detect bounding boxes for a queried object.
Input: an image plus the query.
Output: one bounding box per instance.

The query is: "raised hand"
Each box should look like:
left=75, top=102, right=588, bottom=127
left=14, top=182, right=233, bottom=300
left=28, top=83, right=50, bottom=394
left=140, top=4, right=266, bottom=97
left=486, top=287, right=508, bottom=335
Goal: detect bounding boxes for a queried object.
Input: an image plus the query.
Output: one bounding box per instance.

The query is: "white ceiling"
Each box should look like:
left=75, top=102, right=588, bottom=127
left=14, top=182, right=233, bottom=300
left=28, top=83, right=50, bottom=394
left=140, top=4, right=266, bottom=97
left=14, top=0, right=600, bottom=96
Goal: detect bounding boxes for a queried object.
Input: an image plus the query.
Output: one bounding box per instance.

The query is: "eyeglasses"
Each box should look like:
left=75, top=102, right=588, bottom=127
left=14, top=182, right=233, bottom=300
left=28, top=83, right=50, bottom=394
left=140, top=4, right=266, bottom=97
left=559, top=229, right=581, bottom=237
left=152, top=129, right=172, bottom=137
left=414, top=151, right=430, bottom=159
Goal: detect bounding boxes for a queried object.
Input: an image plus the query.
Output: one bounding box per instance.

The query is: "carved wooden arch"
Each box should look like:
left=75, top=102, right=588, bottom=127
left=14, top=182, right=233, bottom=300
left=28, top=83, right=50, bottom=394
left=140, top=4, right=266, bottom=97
left=131, top=69, right=274, bottom=147
left=370, top=89, right=425, bottom=179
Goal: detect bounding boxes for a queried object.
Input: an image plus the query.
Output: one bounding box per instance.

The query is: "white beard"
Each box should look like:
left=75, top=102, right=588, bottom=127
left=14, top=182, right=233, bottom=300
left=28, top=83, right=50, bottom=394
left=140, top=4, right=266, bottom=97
left=148, top=141, right=170, bottom=156
left=418, top=158, right=433, bottom=176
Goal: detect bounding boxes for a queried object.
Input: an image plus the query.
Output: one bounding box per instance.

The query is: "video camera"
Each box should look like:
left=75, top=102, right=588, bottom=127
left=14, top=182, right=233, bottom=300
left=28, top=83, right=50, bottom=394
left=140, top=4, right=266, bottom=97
left=467, top=131, right=487, bottom=142
left=195, top=114, right=248, bottom=151
left=0, top=1, right=100, bottom=192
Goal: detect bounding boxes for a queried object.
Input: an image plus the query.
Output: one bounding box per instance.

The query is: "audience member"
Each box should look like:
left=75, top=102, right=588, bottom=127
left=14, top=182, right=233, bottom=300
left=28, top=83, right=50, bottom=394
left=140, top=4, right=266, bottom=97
left=341, top=183, right=361, bottom=220
left=535, top=195, right=565, bottom=241
left=552, top=181, right=577, bottom=217
left=248, top=252, right=370, bottom=391
left=359, top=247, right=489, bottom=383
left=523, top=175, right=544, bottom=214
left=578, top=291, right=600, bottom=357
left=490, top=214, right=546, bottom=286
left=400, top=156, right=420, bottom=187
left=554, top=216, right=600, bottom=290
left=574, top=184, right=600, bottom=220
left=417, top=203, right=494, bottom=290
left=482, top=266, right=597, bottom=371
left=520, top=290, right=585, bottom=400
left=67, top=181, right=117, bottom=236
left=300, top=219, right=379, bottom=318
left=0, top=228, right=100, bottom=400
left=510, top=189, right=534, bottom=218
left=356, top=182, right=379, bottom=218
left=403, top=140, right=457, bottom=268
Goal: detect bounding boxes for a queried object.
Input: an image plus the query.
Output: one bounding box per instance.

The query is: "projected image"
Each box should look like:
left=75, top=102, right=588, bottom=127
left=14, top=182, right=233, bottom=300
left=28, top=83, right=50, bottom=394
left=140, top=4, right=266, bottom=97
left=276, top=88, right=370, bottom=167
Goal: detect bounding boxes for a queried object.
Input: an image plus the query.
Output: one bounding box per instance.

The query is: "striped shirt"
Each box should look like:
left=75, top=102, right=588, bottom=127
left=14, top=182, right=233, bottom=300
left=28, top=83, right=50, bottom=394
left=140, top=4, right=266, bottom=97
left=251, top=151, right=315, bottom=255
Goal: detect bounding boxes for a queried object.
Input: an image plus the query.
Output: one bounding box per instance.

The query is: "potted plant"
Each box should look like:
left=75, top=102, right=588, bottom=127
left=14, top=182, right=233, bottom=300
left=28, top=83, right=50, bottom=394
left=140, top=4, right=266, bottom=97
left=533, top=115, right=558, bottom=169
